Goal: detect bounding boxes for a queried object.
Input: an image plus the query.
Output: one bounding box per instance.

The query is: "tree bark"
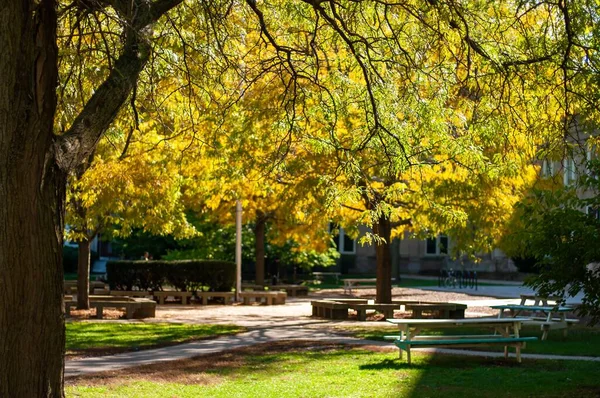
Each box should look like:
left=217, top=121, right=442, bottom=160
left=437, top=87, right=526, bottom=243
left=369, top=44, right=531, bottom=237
left=374, top=215, right=393, bottom=303
left=255, top=210, right=267, bottom=285
left=0, top=0, right=183, bottom=395
left=0, top=0, right=65, bottom=395
left=77, top=238, right=91, bottom=309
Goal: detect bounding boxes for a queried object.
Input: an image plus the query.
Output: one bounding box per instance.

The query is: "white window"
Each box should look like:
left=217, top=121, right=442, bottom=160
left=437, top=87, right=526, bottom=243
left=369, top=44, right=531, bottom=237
left=587, top=146, right=597, bottom=176
left=563, top=158, right=576, bottom=185
left=329, top=223, right=356, bottom=254
left=425, top=235, right=448, bottom=256
left=542, top=159, right=555, bottom=177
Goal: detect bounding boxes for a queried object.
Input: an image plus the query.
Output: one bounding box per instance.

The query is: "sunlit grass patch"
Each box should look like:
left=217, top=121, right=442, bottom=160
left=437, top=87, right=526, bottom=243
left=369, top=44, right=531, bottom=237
left=66, top=322, right=246, bottom=355
left=66, top=341, right=600, bottom=397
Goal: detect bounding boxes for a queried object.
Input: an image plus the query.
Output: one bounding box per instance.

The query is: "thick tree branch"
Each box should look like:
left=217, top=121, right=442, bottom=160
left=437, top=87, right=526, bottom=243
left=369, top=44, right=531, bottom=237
left=54, top=0, right=183, bottom=172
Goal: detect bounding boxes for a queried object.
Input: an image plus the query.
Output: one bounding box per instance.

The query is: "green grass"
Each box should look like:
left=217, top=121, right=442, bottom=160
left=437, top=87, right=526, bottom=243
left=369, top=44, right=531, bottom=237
left=336, top=324, right=600, bottom=357
left=66, top=322, right=246, bottom=354
left=66, top=344, right=600, bottom=397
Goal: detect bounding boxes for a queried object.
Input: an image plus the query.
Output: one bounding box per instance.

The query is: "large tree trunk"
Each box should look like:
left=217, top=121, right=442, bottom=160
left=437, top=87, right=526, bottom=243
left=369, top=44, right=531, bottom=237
left=0, top=0, right=65, bottom=395
left=255, top=210, right=266, bottom=285
left=77, top=238, right=91, bottom=309
left=374, top=215, right=393, bottom=303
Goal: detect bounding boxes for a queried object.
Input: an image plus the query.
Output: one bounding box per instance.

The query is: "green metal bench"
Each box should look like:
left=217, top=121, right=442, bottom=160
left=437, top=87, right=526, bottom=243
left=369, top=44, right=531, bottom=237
left=391, top=336, right=538, bottom=364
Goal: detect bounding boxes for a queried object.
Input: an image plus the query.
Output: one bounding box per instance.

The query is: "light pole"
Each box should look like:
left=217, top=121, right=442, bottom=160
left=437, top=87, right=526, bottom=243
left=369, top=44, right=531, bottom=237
left=235, top=200, right=242, bottom=302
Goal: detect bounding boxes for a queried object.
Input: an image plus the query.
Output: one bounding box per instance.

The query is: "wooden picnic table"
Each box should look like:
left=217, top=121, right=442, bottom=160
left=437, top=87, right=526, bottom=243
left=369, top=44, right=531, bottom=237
left=342, top=278, right=376, bottom=294
left=386, top=318, right=536, bottom=364
left=312, top=272, right=341, bottom=283
left=491, top=304, right=578, bottom=340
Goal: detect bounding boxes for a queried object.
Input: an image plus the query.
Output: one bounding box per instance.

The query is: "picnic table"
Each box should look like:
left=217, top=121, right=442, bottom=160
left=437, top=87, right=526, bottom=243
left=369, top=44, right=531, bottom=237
left=386, top=318, right=537, bottom=364
left=342, top=278, right=376, bottom=294
left=519, top=294, right=563, bottom=306
left=491, top=304, right=578, bottom=340
left=312, top=272, right=341, bottom=283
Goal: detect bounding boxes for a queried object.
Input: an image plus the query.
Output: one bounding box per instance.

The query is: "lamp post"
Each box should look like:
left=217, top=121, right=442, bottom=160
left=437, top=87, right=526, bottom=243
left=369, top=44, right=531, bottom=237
left=235, top=200, right=242, bottom=302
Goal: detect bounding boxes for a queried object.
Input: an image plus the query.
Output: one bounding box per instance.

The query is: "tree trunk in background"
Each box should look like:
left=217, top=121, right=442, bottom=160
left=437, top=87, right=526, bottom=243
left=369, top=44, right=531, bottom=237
left=0, top=0, right=65, bottom=395
left=77, top=238, right=91, bottom=309
left=255, top=210, right=266, bottom=285
left=374, top=215, right=393, bottom=303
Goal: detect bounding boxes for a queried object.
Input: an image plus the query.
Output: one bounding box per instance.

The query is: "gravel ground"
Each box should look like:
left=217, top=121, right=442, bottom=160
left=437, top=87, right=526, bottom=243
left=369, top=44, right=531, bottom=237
left=147, top=287, right=501, bottom=328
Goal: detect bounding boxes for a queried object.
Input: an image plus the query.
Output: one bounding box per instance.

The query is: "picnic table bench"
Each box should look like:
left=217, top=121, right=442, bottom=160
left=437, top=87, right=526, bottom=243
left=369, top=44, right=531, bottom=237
left=491, top=304, right=578, bottom=340
left=386, top=318, right=537, bottom=364
left=65, top=296, right=156, bottom=319
left=312, top=272, right=341, bottom=283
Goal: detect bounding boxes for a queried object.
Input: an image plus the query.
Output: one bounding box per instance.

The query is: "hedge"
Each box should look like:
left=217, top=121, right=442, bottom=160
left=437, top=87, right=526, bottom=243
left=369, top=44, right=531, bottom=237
left=106, top=260, right=236, bottom=292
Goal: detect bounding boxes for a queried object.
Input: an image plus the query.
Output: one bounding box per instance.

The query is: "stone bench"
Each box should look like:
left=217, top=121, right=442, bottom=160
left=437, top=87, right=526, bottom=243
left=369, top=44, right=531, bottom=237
left=65, top=297, right=156, bottom=319
left=153, top=291, right=193, bottom=305
left=312, top=299, right=400, bottom=321
left=239, top=291, right=287, bottom=305
left=195, top=291, right=235, bottom=305
left=270, top=284, right=309, bottom=297
left=311, top=300, right=349, bottom=319
left=348, top=303, right=400, bottom=321
left=63, top=280, right=106, bottom=295
left=402, top=302, right=467, bottom=319
left=109, top=290, right=154, bottom=299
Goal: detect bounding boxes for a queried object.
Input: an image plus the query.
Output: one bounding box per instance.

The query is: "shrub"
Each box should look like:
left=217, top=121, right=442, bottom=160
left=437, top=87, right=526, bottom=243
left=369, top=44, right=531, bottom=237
left=107, top=260, right=235, bottom=292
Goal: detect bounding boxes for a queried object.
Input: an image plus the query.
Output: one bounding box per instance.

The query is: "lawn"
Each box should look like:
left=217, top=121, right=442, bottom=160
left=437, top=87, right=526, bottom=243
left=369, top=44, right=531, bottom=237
left=66, top=341, right=600, bottom=397
left=66, top=322, right=246, bottom=355
left=335, top=324, right=600, bottom=357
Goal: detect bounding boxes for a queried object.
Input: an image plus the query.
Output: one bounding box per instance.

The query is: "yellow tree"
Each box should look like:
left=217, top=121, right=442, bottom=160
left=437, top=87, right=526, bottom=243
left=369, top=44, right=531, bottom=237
left=0, top=0, right=587, bottom=393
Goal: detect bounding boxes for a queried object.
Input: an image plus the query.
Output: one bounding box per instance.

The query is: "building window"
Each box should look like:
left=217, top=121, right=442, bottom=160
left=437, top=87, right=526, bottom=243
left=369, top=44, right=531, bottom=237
left=588, top=206, right=600, bottom=220
left=563, top=158, right=576, bottom=185
left=330, top=223, right=356, bottom=254
left=425, top=235, right=448, bottom=255
left=542, top=159, right=555, bottom=177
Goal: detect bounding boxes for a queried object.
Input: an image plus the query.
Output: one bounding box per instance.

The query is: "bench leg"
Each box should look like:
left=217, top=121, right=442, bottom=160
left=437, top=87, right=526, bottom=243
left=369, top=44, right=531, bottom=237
left=95, top=306, right=103, bottom=319
left=504, top=345, right=508, bottom=360
left=357, top=309, right=366, bottom=321
left=516, top=344, right=522, bottom=363
left=182, top=296, right=188, bottom=305
left=406, top=345, right=411, bottom=365
left=398, top=347, right=403, bottom=360
left=202, top=296, right=208, bottom=305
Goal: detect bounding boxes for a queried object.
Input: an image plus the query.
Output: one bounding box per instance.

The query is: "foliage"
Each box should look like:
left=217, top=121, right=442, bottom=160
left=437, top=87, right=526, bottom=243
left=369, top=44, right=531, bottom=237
left=62, top=246, right=98, bottom=273
left=510, top=256, right=540, bottom=274
left=66, top=322, right=245, bottom=353
left=106, top=260, right=236, bottom=292
left=516, top=159, right=600, bottom=324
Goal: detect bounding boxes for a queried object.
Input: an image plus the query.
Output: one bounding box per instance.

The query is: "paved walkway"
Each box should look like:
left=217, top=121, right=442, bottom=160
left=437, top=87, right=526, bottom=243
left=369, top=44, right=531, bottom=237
left=66, top=287, right=593, bottom=378
left=66, top=322, right=600, bottom=378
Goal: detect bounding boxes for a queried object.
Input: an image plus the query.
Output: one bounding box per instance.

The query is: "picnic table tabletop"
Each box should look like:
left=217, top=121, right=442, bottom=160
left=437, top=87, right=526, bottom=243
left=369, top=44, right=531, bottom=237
left=386, top=317, right=527, bottom=327
left=491, top=304, right=573, bottom=312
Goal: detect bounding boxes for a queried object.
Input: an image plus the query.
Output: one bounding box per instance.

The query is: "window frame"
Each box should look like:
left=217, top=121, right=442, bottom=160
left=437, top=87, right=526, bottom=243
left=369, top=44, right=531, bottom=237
left=425, top=234, right=449, bottom=256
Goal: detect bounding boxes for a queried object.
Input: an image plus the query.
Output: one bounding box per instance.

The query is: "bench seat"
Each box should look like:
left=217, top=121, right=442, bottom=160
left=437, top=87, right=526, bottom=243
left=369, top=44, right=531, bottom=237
left=393, top=336, right=538, bottom=364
